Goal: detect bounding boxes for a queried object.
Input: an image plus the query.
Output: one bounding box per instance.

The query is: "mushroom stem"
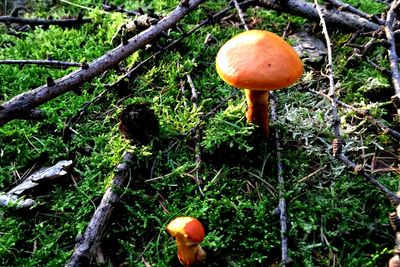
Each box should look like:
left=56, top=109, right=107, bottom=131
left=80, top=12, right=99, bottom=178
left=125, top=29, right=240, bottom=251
left=245, top=89, right=270, bottom=136
left=176, top=239, right=206, bottom=267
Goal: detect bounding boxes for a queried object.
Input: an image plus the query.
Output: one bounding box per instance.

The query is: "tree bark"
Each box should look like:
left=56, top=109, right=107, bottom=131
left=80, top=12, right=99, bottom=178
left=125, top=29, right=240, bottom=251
left=65, top=152, right=133, bottom=267
left=0, top=0, right=207, bottom=126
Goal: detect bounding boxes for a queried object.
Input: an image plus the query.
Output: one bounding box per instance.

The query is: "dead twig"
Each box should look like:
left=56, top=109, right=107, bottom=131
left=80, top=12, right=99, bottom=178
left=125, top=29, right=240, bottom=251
left=0, top=59, right=85, bottom=69
left=309, top=89, right=400, bottom=140
left=65, top=152, right=133, bottom=267
left=314, top=0, right=400, bottom=205
left=324, top=0, right=384, bottom=25
left=102, top=2, right=142, bottom=16
left=232, top=0, right=249, bottom=30
left=270, top=93, right=291, bottom=266
left=257, top=0, right=379, bottom=32
left=0, top=160, right=73, bottom=208
left=0, top=0, right=208, bottom=126
left=383, top=0, right=400, bottom=115
left=0, top=14, right=91, bottom=27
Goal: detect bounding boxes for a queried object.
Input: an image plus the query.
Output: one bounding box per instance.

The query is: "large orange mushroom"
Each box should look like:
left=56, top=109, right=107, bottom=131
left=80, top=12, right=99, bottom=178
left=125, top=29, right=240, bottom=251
left=166, top=216, right=206, bottom=267
left=216, top=30, right=303, bottom=136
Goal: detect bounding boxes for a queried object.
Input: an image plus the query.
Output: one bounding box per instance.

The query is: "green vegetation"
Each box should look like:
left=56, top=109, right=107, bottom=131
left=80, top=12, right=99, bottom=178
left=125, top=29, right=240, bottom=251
left=0, top=0, right=397, bottom=266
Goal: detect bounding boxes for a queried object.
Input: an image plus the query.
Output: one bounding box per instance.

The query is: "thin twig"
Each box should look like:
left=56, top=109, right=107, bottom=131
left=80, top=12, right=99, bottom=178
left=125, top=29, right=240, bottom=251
left=270, top=93, right=290, bottom=266
left=314, top=0, right=400, bottom=205
left=309, top=89, right=400, bottom=140
left=384, top=0, right=400, bottom=115
left=102, top=2, right=142, bottom=16
left=186, top=74, right=198, bottom=107
left=232, top=0, right=249, bottom=30
left=0, top=15, right=90, bottom=26
left=0, top=59, right=84, bottom=68
left=186, top=73, right=204, bottom=196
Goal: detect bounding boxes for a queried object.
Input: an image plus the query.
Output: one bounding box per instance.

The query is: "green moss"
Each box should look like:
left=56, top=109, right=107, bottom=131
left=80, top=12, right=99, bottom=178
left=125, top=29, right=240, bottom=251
left=0, top=0, right=397, bottom=266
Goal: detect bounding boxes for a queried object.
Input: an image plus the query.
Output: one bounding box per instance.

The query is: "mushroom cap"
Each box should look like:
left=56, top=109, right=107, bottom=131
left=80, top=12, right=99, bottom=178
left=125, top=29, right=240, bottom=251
left=216, top=30, right=303, bottom=91
left=166, top=216, right=205, bottom=243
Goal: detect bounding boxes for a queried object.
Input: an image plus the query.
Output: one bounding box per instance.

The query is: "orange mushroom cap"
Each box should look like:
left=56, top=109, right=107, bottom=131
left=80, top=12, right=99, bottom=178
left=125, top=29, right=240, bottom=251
left=166, top=217, right=206, bottom=267
left=216, top=30, right=303, bottom=91
left=166, top=216, right=205, bottom=243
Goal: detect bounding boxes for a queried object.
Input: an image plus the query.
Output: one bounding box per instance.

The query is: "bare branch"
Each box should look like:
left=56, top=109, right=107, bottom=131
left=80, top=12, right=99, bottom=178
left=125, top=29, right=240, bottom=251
left=270, top=93, right=291, bottom=266
left=257, top=0, right=380, bottom=32
left=65, top=152, right=132, bottom=267
left=324, top=0, right=385, bottom=25
left=232, top=0, right=249, bottom=30
left=0, top=0, right=208, bottom=126
left=0, top=59, right=85, bottom=69
left=383, top=0, right=400, bottom=114
left=0, top=15, right=91, bottom=27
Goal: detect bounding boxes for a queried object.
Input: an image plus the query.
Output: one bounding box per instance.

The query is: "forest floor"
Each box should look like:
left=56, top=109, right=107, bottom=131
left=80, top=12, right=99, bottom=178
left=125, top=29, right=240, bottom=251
left=1, top=0, right=400, bottom=266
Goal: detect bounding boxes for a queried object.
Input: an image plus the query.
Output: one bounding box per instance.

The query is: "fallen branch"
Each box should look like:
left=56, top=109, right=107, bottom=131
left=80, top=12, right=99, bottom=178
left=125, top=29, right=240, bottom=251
left=0, top=15, right=91, bottom=27
left=0, top=59, right=85, bottom=69
left=257, top=0, right=380, bottom=32
left=383, top=0, right=400, bottom=114
left=0, top=160, right=73, bottom=208
left=65, top=152, right=132, bottom=267
left=232, top=0, right=250, bottom=30
left=270, top=93, right=290, bottom=266
left=0, top=0, right=208, bottom=126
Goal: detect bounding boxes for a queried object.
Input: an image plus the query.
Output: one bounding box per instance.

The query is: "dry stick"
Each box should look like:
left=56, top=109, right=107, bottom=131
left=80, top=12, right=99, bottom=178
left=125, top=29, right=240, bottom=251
left=65, top=152, right=133, bottom=267
left=186, top=73, right=204, bottom=196
left=233, top=1, right=289, bottom=262
left=0, top=59, right=84, bottom=68
left=324, top=0, right=385, bottom=25
left=310, top=89, right=400, bottom=140
left=314, top=0, right=400, bottom=205
left=108, top=0, right=256, bottom=89
left=257, top=0, right=380, bottom=32
left=232, top=0, right=249, bottom=30
left=270, top=94, right=291, bottom=266
left=384, top=0, right=400, bottom=115
left=0, top=15, right=91, bottom=26
left=102, top=2, right=142, bottom=16
left=0, top=0, right=208, bottom=126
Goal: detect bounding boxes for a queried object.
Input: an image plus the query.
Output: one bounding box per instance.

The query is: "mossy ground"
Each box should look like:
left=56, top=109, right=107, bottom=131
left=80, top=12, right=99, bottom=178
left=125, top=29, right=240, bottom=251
left=0, top=0, right=398, bottom=266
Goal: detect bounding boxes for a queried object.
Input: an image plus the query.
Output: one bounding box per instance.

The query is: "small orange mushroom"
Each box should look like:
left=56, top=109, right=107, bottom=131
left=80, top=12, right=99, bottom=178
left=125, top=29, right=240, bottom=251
left=166, top=216, right=206, bottom=267
left=216, top=30, right=303, bottom=136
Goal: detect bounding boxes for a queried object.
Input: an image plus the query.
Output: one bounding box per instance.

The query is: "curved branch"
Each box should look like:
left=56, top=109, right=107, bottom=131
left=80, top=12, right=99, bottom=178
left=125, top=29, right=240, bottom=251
left=257, top=0, right=380, bottom=32
left=0, top=0, right=207, bottom=126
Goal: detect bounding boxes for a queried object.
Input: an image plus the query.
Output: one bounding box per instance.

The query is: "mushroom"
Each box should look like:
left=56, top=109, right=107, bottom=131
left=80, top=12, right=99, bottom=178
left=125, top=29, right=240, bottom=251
left=389, top=254, right=400, bottom=267
left=166, top=216, right=206, bottom=266
left=216, top=30, right=303, bottom=136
